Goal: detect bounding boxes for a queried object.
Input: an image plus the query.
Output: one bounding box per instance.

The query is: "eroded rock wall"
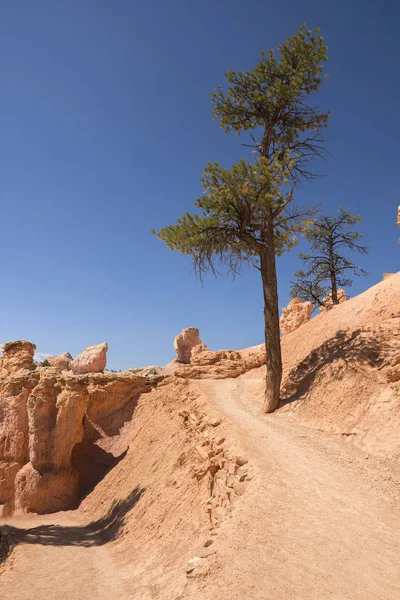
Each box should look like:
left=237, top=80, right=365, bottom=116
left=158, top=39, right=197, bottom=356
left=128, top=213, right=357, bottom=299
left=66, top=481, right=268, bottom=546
left=0, top=341, right=150, bottom=515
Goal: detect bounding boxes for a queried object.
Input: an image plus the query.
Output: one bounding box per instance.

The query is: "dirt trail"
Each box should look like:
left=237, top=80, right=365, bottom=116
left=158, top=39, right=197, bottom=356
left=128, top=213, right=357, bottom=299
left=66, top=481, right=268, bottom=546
left=192, top=378, right=400, bottom=600
left=0, top=512, right=129, bottom=600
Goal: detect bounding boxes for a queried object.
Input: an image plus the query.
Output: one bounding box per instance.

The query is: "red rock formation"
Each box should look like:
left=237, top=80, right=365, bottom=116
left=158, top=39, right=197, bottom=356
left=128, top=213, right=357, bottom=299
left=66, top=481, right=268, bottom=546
left=45, top=352, right=72, bottom=371
left=0, top=340, right=36, bottom=374
left=320, top=288, right=348, bottom=312
left=280, top=298, right=313, bottom=335
left=175, top=349, right=265, bottom=379
left=70, top=342, right=108, bottom=374
left=0, top=341, right=150, bottom=515
left=173, top=328, right=207, bottom=364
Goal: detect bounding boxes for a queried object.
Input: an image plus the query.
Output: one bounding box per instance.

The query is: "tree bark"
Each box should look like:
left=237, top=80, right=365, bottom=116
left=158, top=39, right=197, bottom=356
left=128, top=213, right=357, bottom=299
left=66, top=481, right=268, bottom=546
left=328, top=237, right=338, bottom=305
left=260, top=235, right=282, bottom=413
left=330, top=269, right=338, bottom=305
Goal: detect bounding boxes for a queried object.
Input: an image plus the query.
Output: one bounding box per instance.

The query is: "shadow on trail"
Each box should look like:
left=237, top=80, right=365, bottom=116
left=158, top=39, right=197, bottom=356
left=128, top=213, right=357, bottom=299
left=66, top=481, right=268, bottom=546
left=1, top=486, right=144, bottom=556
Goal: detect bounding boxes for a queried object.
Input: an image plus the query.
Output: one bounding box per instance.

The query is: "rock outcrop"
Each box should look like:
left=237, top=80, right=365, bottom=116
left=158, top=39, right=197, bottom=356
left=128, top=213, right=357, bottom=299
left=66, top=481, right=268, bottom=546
left=174, top=328, right=207, bottom=364
left=387, top=353, right=400, bottom=383
left=175, top=348, right=265, bottom=379
left=320, top=288, right=348, bottom=312
left=280, top=298, right=313, bottom=335
left=0, top=340, right=36, bottom=374
left=129, top=365, right=165, bottom=384
left=191, top=343, right=209, bottom=358
left=44, top=352, right=72, bottom=371
left=0, top=341, right=150, bottom=515
left=70, top=342, right=108, bottom=374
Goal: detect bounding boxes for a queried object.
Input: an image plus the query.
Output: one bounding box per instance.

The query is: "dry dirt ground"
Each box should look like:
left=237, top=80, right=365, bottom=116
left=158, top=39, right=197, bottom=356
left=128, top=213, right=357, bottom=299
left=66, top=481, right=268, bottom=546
left=2, top=375, right=400, bottom=599
left=188, top=379, right=400, bottom=600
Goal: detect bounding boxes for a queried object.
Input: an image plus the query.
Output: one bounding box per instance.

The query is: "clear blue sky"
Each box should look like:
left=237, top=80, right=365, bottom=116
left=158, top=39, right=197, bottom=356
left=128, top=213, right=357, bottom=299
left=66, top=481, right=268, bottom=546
left=1, top=1, right=398, bottom=369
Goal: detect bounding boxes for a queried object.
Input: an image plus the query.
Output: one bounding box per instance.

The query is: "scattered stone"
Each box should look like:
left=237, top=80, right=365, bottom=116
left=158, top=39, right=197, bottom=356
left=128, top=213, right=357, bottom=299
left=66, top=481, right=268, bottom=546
left=238, top=466, right=249, bottom=481
left=233, top=482, right=247, bottom=496
left=236, top=456, right=248, bottom=467
left=195, top=445, right=208, bottom=461
left=226, top=473, right=235, bottom=488
left=198, top=545, right=217, bottom=558
left=186, top=556, right=202, bottom=574
left=194, top=469, right=207, bottom=480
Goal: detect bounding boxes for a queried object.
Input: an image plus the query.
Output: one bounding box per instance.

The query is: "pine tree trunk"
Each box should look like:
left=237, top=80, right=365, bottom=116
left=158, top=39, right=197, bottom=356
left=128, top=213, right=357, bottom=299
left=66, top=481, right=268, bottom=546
left=260, top=238, right=282, bottom=413
left=330, top=270, right=338, bottom=304
left=329, top=238, right=339, bottom=305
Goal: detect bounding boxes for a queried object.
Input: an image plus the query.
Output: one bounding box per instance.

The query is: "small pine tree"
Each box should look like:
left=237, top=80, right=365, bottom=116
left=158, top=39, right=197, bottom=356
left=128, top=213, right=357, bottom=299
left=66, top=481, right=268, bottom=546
left=291, top=206, right=368, bottom=309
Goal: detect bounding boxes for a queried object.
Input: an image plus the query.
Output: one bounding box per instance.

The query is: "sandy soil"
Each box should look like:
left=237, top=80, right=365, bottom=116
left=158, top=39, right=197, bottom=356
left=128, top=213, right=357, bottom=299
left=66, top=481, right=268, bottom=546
left=186, top=378, right=400, bottom=600
left=0, top=512, right=128, bottom=600
left=3, top=377, right=400, bottom=599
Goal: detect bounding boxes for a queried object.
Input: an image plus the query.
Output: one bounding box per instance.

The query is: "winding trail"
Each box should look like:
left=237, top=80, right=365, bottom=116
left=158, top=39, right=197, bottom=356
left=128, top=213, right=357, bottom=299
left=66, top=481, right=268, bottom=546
left=193, top=378, right=400, bottom=600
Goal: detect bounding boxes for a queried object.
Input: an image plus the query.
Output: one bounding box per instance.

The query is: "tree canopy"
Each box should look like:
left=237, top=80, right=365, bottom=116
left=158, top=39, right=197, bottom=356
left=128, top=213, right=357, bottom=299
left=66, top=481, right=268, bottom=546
left=155, top=158, right=318, bottom=280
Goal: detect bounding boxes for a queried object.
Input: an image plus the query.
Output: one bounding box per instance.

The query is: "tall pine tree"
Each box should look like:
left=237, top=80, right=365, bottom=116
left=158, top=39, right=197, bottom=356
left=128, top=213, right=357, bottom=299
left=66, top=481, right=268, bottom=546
left=154, top=25, right=329, bottom=412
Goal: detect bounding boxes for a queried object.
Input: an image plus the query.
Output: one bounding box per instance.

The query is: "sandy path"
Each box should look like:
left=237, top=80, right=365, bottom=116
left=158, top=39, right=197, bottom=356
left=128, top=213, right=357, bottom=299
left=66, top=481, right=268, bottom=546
left=193, top=378, right=400, bottom=600
left=0, top=512, right=128, bottom=600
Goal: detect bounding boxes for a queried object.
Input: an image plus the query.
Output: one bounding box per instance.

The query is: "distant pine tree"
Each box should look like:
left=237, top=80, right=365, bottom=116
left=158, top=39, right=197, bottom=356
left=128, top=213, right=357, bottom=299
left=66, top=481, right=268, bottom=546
left=291, top=207, right=368, bottom=309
